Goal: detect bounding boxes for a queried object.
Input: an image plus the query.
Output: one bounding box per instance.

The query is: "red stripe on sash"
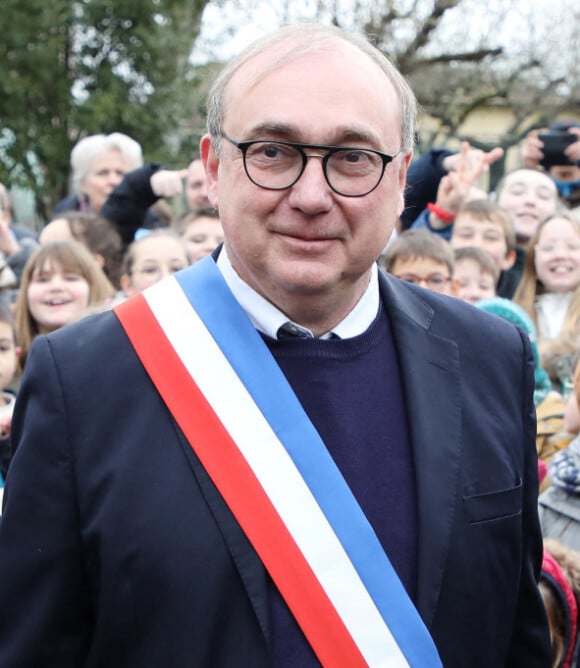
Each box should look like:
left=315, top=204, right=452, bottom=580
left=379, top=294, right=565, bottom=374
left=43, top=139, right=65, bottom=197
left=115, top=295, right=368, bottom=667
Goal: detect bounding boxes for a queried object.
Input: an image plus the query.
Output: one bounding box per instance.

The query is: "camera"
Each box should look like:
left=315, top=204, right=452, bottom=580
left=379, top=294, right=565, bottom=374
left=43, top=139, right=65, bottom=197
left=538, top=131, right=576, bottom=169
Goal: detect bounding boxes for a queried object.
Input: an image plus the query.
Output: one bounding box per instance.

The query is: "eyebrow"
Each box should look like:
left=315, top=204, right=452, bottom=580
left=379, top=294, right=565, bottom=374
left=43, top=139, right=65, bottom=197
left=242, top=122, right=384, bottom=148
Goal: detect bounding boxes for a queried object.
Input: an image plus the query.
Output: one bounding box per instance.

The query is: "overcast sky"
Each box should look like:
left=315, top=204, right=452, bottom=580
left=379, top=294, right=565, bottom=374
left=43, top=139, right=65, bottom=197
left=191, top=0, right=579, bottom=84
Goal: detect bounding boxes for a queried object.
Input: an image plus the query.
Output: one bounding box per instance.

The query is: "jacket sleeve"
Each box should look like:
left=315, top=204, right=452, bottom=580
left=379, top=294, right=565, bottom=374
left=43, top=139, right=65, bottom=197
left=409, top=208, right=453, bottom=241
left=401, top=149, right=453, bottom=230
left=0, top=336, right=92, bottom=667
left=100, top=163, right=162, bottom=246
left=506, top=327, right=552, bottom=667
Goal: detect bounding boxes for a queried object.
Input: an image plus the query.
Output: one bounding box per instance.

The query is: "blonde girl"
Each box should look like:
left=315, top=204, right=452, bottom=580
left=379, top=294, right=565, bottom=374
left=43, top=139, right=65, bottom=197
left=15, top=241, right=114, bottom=368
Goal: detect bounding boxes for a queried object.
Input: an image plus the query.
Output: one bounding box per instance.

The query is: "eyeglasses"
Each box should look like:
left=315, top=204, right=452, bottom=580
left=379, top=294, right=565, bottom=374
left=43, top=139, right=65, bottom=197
left=219, top=132, right=399, bottom=197
left=394, top=273, right=452, bottom=289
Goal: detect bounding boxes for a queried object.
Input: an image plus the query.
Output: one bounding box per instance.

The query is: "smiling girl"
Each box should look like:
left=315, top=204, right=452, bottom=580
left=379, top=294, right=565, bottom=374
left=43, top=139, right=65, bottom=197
left=515, top=212, right=580, bottom=392
left=15, top=241, right=115, bottom=369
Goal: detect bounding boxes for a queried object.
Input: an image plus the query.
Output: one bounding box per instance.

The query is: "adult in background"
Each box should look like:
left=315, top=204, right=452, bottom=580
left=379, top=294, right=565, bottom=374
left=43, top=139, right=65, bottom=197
left=99, top=158, right=212, bottom=249
left=521, top=119, right=580, bottom=210
left=0, top=23, right=550, bottom=667
left=52, top=132, right=165, bottom=231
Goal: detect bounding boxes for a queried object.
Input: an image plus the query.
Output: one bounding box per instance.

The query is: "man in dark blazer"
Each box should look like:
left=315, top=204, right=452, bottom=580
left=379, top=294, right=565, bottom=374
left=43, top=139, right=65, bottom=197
left=0, top=23, right=550, bottom=667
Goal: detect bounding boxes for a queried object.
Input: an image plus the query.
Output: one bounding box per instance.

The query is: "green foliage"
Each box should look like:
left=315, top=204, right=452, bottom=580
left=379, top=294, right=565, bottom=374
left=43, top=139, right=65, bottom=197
left=0, top=0, right=208, bottom=219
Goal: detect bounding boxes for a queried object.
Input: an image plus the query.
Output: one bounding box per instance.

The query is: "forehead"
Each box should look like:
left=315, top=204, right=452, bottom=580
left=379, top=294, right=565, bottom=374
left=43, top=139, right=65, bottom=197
left=39, top=218, right=73, bottom=244
left=455, top=256, right=483, bottom=271
left=134, top=236, right=187, bottom=259
left=539, top=217, right=579, bottom=238
left=185, top=217, right=222, bottom=232
left=0, top=320, right=14, bottom=339
left=187, top=160, right=205, bottom=182
left=88, top=148, right=126, bottom=172
left=454, top=214, right=502, bottom=230
left=32, top=257, right=65, bottom=275
left=392, top=256, right=449, bottom=274
left=502, top=170, right=556, bottom=193
left=224, top=41, right=402, bottom=145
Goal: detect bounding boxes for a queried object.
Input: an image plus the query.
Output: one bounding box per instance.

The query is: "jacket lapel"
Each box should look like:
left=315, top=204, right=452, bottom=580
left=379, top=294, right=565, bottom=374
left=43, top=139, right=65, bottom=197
left=379, top=272, right=463, bottom=628
left=176, top=429, right=272, bottom=644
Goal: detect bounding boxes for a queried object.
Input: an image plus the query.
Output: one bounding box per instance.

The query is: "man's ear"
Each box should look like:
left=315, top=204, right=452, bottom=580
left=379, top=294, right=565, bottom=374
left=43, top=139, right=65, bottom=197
left=501, top=248, right=517, bottom=271
left=200, top=134, right=219, bottom=209
left=396, top=151, right=413, bottom=216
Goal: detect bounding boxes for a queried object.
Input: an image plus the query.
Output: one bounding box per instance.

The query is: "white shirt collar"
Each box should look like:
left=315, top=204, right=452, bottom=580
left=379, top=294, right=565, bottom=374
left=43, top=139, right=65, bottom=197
left=216, top=247, right=380, bottom=339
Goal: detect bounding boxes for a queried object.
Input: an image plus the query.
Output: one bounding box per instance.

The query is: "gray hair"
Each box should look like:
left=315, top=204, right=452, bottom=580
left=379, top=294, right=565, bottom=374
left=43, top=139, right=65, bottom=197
left=205, top=23, right=417, bottom=153
left=70, top=132, right=143, bottom=196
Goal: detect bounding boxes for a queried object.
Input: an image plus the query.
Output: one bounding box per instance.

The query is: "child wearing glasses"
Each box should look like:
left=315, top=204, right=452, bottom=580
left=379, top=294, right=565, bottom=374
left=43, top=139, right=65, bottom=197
left=120, top=229, right=190, bottom=298
left=381, top=228, right=458, bottom=297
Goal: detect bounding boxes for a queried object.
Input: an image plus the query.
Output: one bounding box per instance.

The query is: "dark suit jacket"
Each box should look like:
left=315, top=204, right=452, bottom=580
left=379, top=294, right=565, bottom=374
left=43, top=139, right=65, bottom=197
left=0, top=269, right=551, bottom=667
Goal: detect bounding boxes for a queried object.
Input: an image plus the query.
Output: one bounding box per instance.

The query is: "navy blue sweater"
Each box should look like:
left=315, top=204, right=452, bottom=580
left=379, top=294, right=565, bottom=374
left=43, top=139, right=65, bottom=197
left=263, top=301, right=417, bottom=666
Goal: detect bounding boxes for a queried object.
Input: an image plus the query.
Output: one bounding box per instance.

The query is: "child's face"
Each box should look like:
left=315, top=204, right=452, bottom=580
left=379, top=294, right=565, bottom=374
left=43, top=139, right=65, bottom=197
left=454, top=257, right=497, bottom=305
left=497, top=170, right=558, bottom=244
left=534, top=216, right=580, bottom=294
left=451, top=214, right=513, bottom=270
left=0, top=321, right=19, bottom=391
left=390, top=256, right=455, bottom=296
left=123, top=236, right=189, bottom=296
left=27, top=260, right=91, bottom=334
left=182, top=217, right=224, bottom=264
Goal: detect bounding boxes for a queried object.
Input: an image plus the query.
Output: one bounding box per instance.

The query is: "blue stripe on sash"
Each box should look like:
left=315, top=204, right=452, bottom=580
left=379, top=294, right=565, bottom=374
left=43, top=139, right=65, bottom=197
left=175, top=258, right=441, bottom=666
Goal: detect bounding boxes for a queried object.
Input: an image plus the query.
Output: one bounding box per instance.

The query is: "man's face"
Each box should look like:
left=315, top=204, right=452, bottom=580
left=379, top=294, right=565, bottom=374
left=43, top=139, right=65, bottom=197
left=497, top=170, right=558, bottom=245
left=185, top=160, right=210, bottom=209
left=202, top=42, right=410, bottom=326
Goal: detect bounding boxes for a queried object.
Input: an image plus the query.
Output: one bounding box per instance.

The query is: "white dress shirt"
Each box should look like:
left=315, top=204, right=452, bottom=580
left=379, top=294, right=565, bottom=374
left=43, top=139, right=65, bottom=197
left=216, top=247, right=380, bottom=339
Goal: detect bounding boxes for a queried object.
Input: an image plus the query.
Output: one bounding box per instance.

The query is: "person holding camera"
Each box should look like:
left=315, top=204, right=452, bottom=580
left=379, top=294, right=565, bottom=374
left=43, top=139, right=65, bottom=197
left=521, top=119, right=580, bottom=210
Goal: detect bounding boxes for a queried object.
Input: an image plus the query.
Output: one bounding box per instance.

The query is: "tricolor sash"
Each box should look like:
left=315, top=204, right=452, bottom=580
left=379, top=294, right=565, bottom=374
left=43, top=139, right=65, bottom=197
left=114, top=257, right=442, bottom=668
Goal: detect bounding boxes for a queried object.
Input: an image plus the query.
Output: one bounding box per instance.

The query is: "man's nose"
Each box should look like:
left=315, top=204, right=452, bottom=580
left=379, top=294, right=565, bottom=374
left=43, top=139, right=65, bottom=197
left=287, top=156, right=333, bottom=213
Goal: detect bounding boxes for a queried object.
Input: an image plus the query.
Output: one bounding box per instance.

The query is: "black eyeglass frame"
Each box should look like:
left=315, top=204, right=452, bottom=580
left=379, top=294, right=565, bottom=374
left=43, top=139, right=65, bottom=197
left=219, top=132, right=400, bottom=198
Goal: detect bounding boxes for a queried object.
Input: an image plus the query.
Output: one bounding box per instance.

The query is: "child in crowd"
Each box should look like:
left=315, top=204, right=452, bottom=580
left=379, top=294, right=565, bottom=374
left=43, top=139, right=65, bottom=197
left=514, top=212, right=580, bottom=393
left=540, top=538, right=580, bottom=668
left=171, top=208, right=224, bottom=264
left=15, top=241, right=115, bottom=369
left=381, top=228, right=457, bottom=296
left=450, top=198, right=517, bottom=298
left=453, top=247, right=498, bottom=305
left=0, top=303, right=20, bottom=485
left=494, top=167, right=561, bottom=248
left=475, top=297, right=567, bottom=485
left=40, top=211, right=124, bottom=289
left=120, top=229, right=190, bottom=297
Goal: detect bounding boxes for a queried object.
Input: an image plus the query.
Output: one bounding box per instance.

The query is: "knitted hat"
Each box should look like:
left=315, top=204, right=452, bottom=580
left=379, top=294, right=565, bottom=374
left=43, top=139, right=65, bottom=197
left=475, top=297, right=552, bottom=405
